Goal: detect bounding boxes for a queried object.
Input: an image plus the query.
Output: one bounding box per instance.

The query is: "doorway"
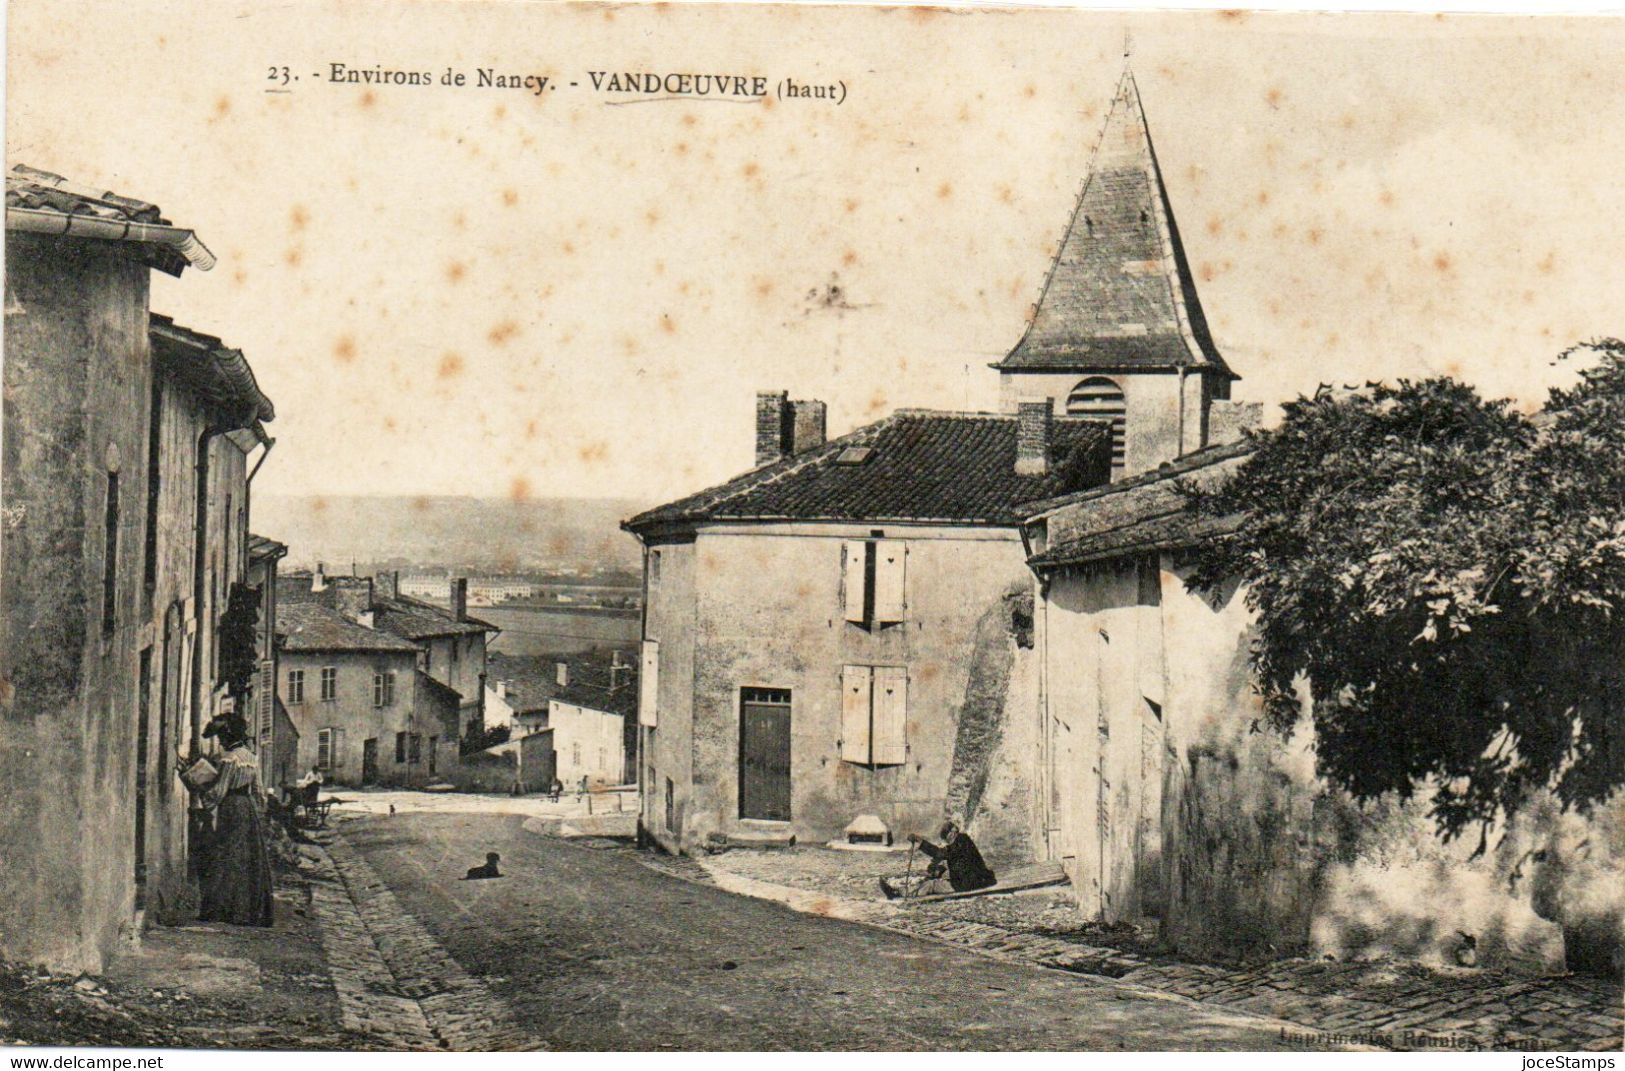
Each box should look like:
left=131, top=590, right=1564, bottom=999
left=738, top=687, right=791, bottom=821
left=362, top=738, right=379, bottom=785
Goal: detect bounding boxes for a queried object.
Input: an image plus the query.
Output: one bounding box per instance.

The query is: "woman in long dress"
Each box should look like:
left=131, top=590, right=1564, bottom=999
left=195, top=713, right=275, bottom=927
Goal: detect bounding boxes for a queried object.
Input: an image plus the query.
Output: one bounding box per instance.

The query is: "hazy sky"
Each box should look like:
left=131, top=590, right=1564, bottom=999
left=8, top=2, right=1623, bottom=504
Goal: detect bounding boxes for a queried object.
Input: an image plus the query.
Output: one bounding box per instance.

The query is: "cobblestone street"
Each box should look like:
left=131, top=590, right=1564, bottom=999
left=325, top=810, right=1333, bottom=1050
left=668, top=845, right=1625, bottom=1053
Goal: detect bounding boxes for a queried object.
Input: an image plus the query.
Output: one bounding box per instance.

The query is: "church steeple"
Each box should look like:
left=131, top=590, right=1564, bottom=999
left=994, top=67, right=1239, bottom=477
left=995, top=68, right=1235, bottom=382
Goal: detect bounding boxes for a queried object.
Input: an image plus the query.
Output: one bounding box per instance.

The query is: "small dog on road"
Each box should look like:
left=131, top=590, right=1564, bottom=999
left=462, top=852, right=503, bottom=880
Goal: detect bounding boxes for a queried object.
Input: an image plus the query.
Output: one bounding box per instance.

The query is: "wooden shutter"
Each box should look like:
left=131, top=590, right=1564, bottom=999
left=257, top=659, right=275, bottom=739
left=872, top=667, right=908, bottom=765
left=874, top=541, right=907, bottom=625
left=317, top=728, right=332, bottom=769
left=333, top=728, right=346, bottom=768
left=840, top=665, right=872, bottom=764
left=639, top=640, right=659, bottom=727
left=841, top=541, right=867, bottom=624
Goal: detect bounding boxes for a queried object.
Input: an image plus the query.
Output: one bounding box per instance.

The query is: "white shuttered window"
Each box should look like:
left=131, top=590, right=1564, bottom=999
left=873, top=541, right=907, bottom=625
left=872, top=667, right=908, bottom=765
left=840, top=665, right=871, bottom=763
left=840, top=664, right=908, bottom=766
left=841, top=541, right=867, bottom=624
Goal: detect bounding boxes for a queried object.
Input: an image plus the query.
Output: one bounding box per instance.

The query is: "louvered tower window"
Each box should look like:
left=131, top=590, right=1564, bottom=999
left=1065, top=377, right=1127, bottom=469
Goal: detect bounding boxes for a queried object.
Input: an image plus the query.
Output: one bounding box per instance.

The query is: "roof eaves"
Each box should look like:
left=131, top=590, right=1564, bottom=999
left=1020, top=438, right=1253, bottom=520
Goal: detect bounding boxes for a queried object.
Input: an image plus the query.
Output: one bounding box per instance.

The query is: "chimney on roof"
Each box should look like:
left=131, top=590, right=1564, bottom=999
left=756, top=391, right=790, bottom=466
left=451, top=577, right=468, bottom=622
left=495, top=680, right=508, bottom=699
left=789, top=399, right=826, bottom=455
left=312, top=563, right=327, bottom=592
left=555, top=661, right=569, bottom=687
left=334, top=577, right=374, bottom=620
left=756, top=391, right=828, bottom=466
left=375, top=570, right=399, bottom=600
left=1016, top=398, right=1053, bottom=476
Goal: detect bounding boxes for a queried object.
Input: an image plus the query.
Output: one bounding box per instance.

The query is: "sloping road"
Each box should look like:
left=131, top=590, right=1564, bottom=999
left=335, top=811, right=1320, bottom=1050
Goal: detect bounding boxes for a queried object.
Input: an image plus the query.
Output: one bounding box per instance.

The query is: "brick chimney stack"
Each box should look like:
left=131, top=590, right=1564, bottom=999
left=756, top=391, right=790, bottom=466
left=333, top=578, right=374, bottom=620
left=790, top=399, right=826, bottom=455
left=1016, top=399, right=1052, bottom=476
left=312, top=562, right=327, bottom=592
left=555, top=661, right=569, bottom=687
left=756, top=391, right=828, bottom=466
left=375, top=570, right=399, bottom=600
left=451, top=577, right=468, bottom=621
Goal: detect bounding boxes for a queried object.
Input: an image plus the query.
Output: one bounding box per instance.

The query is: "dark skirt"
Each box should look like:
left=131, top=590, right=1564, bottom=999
left=199, top=791, right=275, bottom=926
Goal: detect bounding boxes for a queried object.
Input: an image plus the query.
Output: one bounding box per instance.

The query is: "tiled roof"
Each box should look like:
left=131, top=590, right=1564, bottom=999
left=6, top=164, right=194, bottom=276
left=486, top=653, right=563, bottom=715
left=277, top=574, right=495, bottom=639
left=373, top=594, right=496, bottom=640
left=247, top=533, right=288, bottom=562
left=151, top=314, right=276, bottom=424
left=277, top=602, right=420, bottom=654
left=625, top=410, right=1111, bottom=533
left=1020, top=438, right=1254, bottom=517
left=6, top=165, right=170, bottom=224
left=418, top=671, right=464, bottom=709
left=551, top=680, right=637, bottom=719
left=1029, top=510, right=1243, bottom=570
left=994, top=72, right=1234, bottom=380
left=487, top=651, right=636, bottom=717
left=1026, top=443, right=1252, bottom=572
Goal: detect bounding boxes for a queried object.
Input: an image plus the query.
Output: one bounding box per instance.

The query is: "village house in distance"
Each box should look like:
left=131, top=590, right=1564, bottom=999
left=624, top=69, right=1254, bottom=860
left=1, top=165, right=277, bottom=971
left=274, top=568, right=495, bottom=788
left=485, top=650, right=637, bottom=787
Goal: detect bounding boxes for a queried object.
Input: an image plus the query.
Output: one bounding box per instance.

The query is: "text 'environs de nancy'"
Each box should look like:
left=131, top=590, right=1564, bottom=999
left=324, top=64, right=847, bottom=102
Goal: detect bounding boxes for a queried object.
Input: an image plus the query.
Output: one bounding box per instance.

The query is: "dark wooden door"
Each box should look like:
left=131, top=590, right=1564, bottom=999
left=362, top=738, right=379, bottom=784
left=739, top=688, right=791, bottom=821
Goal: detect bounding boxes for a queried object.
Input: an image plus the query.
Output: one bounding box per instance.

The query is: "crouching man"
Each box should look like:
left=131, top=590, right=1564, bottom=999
left=879, top=820, right=996, bottom=900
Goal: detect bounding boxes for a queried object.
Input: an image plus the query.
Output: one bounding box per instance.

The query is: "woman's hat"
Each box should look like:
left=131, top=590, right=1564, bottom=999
left=203, top=713, right=249, bottom=742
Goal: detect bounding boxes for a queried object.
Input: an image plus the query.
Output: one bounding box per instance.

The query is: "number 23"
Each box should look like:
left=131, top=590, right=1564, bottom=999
left=268, top=66, right=290, bottom=85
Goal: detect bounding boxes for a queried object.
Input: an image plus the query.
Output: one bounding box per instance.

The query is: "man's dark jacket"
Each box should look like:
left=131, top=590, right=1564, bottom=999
left=918, top=832, right=996, bottom=892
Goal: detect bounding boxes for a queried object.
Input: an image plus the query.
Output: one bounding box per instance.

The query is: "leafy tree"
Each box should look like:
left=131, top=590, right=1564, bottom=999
left=1188, top=341, right=1625, bottom=851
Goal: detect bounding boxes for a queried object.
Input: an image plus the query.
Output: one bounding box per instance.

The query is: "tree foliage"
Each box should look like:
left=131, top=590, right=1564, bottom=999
left=1188, top=341, right=1625, bottom=849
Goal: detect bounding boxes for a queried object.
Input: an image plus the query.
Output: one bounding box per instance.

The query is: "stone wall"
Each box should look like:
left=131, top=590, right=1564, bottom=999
left=644, top=521, right=1033, bottom=852
left=282, top=649, right=426, bottom=788
left=1043, top=554, right=1625, bottom=975
left=0, top=236, right=152, bottom=971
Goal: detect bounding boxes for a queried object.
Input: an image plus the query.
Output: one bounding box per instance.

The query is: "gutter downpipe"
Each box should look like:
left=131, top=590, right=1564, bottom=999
left=627, top=525, right=651, bottom=847
left=6, top=207, right=217, bottom=271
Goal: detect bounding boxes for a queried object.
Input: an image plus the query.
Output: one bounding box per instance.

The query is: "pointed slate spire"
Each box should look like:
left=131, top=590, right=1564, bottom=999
left=997, top=69, right=1235, bottom=380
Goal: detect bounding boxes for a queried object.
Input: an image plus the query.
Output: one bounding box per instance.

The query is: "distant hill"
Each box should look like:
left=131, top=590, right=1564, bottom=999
left=253, top=494, right=646, bottom=574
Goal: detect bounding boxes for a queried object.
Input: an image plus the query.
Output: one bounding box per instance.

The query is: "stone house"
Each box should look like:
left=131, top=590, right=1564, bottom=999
left=624, top=398, right=1112, bottom=856
left=1024, top=443, right=1625, bottom=976
left=1008, top=70, right=1622, bottom=976
left=247, top=533, right=293, bottom=785
left=276, top=570, right=493, bottom=786
left=548, top=676, right=635, bottom=789
left=486, top=649, right=638, bottom=784
left=1, top=165, right=274, bottom=970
